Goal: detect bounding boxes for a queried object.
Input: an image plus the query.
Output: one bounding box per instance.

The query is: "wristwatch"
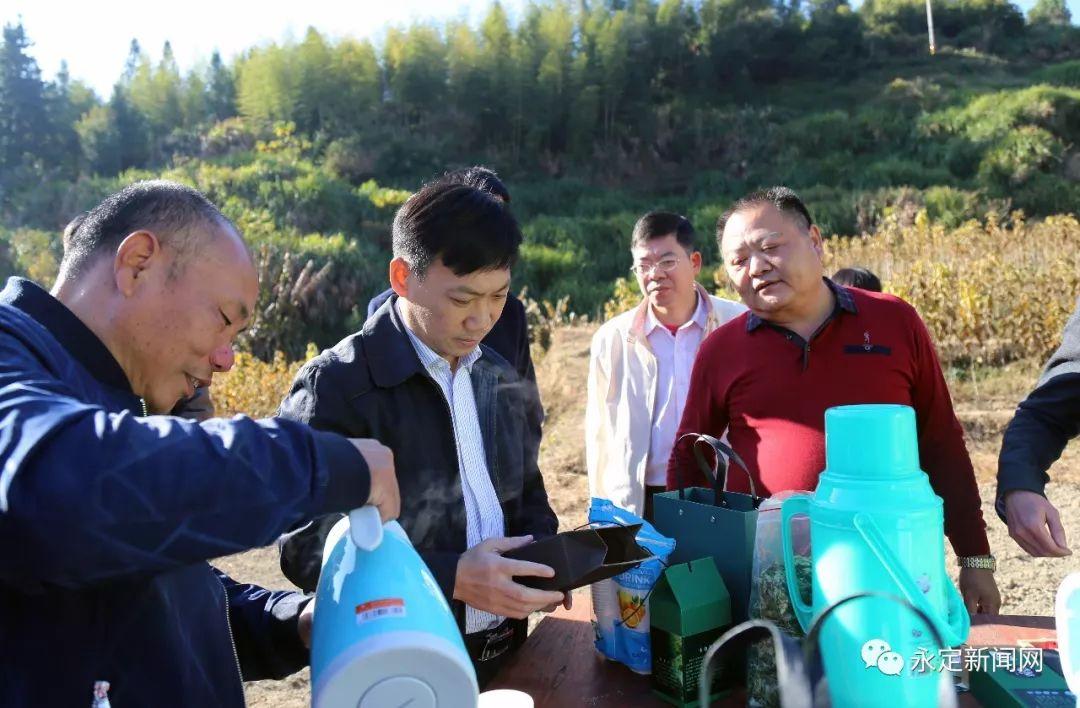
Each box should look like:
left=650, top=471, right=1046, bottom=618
left=957, top=554, right=997, bottom=572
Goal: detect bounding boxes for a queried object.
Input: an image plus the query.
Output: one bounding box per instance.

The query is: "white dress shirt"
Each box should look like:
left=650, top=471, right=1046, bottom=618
left=643, top=294, right=709, bottom=486
left=397, top=302, right=506, bottom=633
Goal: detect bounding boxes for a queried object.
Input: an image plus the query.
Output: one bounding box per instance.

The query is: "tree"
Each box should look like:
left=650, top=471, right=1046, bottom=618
left=206, top=50, right=236, bottom=121
left=236, top=42, right=301, bottom=124
left=43, top=60, right=90, bottom=177
left=1028, top=0, right=1071, bottom=25
left=383, top=23, right=448, bottom=122
left=295, top=27, right=334, bottom=133
left=0, top=23, right=51, bottom=175
left=76, top=103, right=121, bottom=175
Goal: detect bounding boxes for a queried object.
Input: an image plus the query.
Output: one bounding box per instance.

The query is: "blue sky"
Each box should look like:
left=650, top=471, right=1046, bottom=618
left=3, top=0, right=1075, bottom=98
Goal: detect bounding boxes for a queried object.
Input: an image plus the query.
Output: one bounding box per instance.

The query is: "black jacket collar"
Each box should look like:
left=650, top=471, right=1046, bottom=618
left=0, top=277, right=134, bottom=394
left=362, top=294, right=428, bottom=389
left=362, top=294, right=502, bottom=389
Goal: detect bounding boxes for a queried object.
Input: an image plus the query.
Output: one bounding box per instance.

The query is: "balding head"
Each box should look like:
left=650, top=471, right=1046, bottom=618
left=60, top=180, right=237, bottom=282
left=52, top=180, right=257, bottom=414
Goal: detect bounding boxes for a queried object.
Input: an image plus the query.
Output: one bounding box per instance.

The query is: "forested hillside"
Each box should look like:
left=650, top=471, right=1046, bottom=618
left=1, top=0, right=1078, bottom=358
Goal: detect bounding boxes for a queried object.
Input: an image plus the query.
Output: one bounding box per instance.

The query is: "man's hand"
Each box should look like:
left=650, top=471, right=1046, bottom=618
left=298, top=597, right=315, bottom=648
left=1004, top=490, right=1071, bottom=557
left=959, top=567, right=1001, bottom=615
left=349, top=438, right=399, bottom=523
left=541, top=592, right=574, bottom=614
left=453, top=536, right=566, bottom=619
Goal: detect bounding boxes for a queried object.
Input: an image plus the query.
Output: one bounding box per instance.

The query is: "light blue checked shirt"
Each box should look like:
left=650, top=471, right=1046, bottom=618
left=396, top=301, right=506, bottom=633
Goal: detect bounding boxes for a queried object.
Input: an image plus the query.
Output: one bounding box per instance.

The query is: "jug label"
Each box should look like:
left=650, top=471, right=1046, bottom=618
left=355, top=598, right=406, bottom=625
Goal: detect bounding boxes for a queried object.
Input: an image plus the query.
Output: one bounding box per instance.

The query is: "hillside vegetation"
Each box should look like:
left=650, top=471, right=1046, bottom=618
left=0, top=0, right=1078, bottom=360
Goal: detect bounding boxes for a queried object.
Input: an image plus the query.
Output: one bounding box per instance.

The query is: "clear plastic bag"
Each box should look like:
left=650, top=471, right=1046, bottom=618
left=747, top=491, right=813, bottom=708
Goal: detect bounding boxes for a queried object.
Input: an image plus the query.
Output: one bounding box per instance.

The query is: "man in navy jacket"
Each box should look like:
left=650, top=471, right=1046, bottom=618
left=0, top=180, right=398, bottom=706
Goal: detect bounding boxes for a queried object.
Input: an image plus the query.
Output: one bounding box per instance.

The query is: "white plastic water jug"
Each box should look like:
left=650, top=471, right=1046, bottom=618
left=310, top=507, right=478, bottom=708
left=1056, top=572, right=1080, bottom=696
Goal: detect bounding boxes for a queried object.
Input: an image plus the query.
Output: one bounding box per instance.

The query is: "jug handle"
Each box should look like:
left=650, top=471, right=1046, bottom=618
left=348, top=506, right=384, bottom=551
left=780, top=495, right=814, bottom=632
left=852, top=512, right=969, bottom=647
left=803, top=591, right=959, bottom=708
left=942, top=566, right=970, bottom=644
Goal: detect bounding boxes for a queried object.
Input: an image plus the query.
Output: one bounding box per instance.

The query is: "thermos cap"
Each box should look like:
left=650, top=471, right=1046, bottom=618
left=824, top=404, right=921, bottom=480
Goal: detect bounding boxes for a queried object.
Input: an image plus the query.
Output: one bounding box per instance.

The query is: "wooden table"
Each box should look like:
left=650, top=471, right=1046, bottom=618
left=489, top=592, right=1056, bottom=707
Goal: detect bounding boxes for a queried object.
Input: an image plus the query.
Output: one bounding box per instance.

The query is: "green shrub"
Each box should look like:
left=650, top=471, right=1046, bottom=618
left=978, top=125, right=1064, bottom=188
left=1033, top=60, right=1080, bottom=88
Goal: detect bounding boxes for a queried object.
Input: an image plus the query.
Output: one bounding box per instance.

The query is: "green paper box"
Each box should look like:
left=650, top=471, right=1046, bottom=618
left=650, top=557, right=734, bottom=707
left=970, top=648, right=1076, bottom=708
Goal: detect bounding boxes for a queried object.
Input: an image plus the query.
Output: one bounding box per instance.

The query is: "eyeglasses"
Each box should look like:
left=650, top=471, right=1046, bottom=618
left=630, top=256, right=680, bottom=277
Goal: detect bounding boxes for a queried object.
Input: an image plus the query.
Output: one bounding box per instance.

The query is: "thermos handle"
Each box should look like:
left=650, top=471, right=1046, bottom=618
left=943, top=569, right=970, bottom=642
left=852, top=512, right=969, bottom=647
left=780, top=496, right=815, bottom=632
left=803, top=591, right=959, bottom=708
left=699, top=620, right=814, bottom=708
left=348, top=506, right=384, bottom=551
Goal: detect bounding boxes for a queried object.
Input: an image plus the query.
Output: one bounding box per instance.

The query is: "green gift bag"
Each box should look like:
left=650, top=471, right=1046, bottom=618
left=652, top=433, right=763, bottom=624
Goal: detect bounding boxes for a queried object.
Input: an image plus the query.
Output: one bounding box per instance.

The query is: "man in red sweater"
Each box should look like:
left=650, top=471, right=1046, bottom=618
left=667, top=186, right=1001, bottom=614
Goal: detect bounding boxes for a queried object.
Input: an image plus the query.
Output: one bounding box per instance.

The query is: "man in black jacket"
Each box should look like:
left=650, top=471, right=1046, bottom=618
left=998, top=300, right=1079, bottom=558
left=278, top=179, right=563, bottom=686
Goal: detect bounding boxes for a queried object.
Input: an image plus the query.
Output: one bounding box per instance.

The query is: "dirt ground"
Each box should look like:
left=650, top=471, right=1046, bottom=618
left=215, top=325, right=1080, bottom=706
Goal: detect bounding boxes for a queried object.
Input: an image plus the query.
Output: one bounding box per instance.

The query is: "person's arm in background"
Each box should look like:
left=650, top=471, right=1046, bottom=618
left=215, top=569, right=312, bottom=680
left=907, top=308, right=991, bottom=558
left=667, top=334, right=730, bottom=490
left=585, top=328, right=614, bottom=500
left=997, top=299, right=1080, bottom=557
left=905, top=305, right=1000, bottom=614
left=0, top=334, right=379, bottom=592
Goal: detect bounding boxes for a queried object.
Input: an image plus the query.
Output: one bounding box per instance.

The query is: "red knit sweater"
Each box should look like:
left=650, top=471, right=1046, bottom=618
left=666, top=286, right=990, bottom=557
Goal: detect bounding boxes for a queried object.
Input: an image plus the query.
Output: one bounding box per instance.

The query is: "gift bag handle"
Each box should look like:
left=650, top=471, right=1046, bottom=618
left=676, top=433, right=757, bottom=506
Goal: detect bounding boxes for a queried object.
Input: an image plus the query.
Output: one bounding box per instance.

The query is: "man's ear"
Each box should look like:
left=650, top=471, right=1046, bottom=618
left=114, top=231, right=162, bottom=297
left=389, top=257, right=412, bottom=299
left=690, top=250, right=703, bottom=275
left=808, top=224, right=824, bottom=260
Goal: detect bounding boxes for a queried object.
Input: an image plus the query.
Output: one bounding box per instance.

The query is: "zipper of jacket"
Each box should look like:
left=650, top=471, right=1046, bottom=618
left=222, top=588, right=245, bottom=705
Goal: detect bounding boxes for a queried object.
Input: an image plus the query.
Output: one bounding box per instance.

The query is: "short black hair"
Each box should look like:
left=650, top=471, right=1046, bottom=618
left=833, top=267, right=882, bottom=292
left=61, top=180, right=231, bottom=279
left=440, top=166, right=511, bottom=203
left=392, top=181, right=522, bottom=278
left=631, top=212, right=696, bottom=252
left=717, top=186, right=814, bottom=240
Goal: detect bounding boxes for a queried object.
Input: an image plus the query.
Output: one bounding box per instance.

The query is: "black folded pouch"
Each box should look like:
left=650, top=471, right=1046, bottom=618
left=503, top=524, right=652, bottom=593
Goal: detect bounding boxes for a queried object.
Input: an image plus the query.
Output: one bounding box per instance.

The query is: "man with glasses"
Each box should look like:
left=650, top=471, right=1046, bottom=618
left=586, top=212, right=745, bottom=519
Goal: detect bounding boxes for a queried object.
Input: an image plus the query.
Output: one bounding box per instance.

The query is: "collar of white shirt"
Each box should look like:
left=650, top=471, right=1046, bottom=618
left=395, top=299, right=483, bottom=374
left=645, top=291, right=707, bottom=336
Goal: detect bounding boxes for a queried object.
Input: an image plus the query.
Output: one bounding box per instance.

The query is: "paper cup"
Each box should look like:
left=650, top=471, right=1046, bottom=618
left=478, top=688, right=535, bottom=707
